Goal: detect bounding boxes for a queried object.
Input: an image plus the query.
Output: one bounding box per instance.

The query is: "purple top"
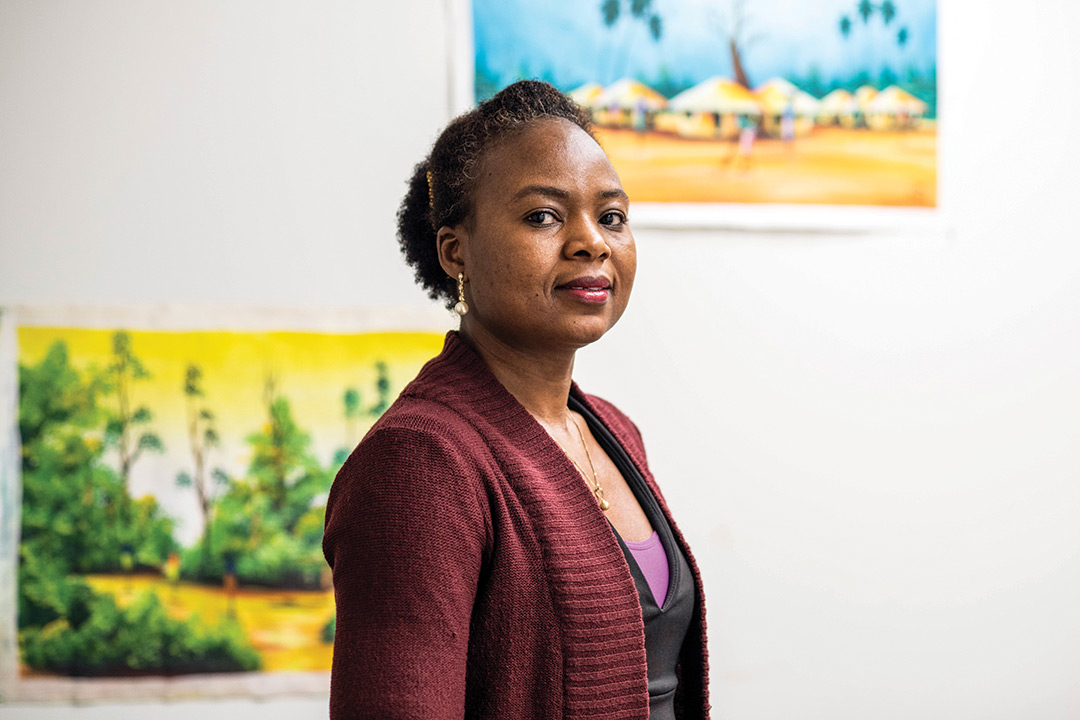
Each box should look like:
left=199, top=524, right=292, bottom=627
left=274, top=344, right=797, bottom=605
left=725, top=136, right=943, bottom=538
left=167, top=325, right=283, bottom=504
left=624, top=530, right=669, bottom=607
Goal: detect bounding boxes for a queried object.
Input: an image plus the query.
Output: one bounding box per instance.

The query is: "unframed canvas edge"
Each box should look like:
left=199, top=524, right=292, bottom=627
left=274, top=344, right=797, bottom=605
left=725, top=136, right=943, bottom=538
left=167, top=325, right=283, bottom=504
left=0, top=304, right=453, bottom=705
left=0, top=307, right=22, bottom=702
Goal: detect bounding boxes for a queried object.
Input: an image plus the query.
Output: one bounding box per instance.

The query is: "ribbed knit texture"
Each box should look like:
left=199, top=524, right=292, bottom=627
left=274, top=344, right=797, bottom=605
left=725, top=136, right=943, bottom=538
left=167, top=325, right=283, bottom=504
left=323, top=332, right=709, bottom=719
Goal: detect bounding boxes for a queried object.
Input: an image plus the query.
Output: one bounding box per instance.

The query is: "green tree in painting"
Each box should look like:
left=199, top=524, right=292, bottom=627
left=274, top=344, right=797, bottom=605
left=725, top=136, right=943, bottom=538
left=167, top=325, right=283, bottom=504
left=369, top=360, right=392, bottom=417
left=17, top=340, right=259, bottom=676
left=103, top=331, right=164, bottom=489
left=333, top=387, right=362, bottom=466
left=19, top=340, right=175, bottom=574
left=247, top=376, right=325, bottom=516
left=321, top=614, right=336, bottom=644
left=333, top=360, right=395, bottom=466
left=185, top=376, right=332, bottom=589
left=175, top=363, right=228, bottom=571
left=344, top=387, right=361, bottom=445
left=18, top=549, right=259, bottom=676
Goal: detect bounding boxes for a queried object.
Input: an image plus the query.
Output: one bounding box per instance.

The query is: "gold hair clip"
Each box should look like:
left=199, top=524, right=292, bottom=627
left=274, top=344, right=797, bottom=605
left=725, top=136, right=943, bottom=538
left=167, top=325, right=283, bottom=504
left=426, top=170, right=435, bottom=209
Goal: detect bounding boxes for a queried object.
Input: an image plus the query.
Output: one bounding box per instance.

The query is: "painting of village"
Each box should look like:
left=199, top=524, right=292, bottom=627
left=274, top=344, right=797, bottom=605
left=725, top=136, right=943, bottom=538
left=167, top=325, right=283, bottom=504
left=13, top=324, right=444, bottom=680
left=474, top=0, right=937, bottom=207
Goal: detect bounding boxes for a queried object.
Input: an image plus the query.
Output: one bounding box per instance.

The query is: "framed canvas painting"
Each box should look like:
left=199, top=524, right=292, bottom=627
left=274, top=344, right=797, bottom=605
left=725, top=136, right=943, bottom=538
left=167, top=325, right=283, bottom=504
left=452, top=0, right=939, bottom=231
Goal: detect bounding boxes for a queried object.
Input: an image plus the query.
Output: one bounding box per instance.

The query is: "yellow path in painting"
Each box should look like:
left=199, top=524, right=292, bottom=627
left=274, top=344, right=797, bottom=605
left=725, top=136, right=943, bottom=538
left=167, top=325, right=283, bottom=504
left=85, top=574, right=334, bottom=672
left=597, top=126, right=937, bottom=207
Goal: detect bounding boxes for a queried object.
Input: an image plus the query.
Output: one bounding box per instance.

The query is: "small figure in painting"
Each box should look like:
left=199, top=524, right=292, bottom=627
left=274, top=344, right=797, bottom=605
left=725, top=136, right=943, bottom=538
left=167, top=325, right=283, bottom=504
left=728, top=112, right=758, bottom=170
left=781, top=101, right=796, bottom=149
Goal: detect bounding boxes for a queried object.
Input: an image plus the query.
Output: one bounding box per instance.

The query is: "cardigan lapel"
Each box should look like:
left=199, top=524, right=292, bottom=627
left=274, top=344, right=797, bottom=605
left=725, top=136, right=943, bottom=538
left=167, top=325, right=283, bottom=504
left=410, top=333, right=651, bottom=717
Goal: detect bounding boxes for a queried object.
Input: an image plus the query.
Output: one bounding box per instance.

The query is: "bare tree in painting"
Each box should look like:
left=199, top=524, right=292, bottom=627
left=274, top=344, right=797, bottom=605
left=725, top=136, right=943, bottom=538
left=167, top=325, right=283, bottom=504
left=104, top=331, right=163, bottom=489
left=176, top=363, right=227, bottom=567
left=713, top=0, right=760, bottom=89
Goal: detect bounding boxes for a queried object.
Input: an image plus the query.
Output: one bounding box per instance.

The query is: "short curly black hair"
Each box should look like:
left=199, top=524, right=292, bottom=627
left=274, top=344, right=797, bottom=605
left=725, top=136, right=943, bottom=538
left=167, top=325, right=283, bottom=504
left=396, top=80, right=594, bottom=308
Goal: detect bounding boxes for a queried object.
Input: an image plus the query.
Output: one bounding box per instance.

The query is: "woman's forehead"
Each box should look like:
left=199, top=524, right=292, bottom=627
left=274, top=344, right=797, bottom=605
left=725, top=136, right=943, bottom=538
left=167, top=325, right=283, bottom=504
left=475, top=118, right=620, bottom=196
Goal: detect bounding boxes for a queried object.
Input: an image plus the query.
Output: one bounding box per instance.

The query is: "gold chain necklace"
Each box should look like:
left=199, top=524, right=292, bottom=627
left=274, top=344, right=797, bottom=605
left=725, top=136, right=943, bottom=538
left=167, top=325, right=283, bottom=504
left=565, top=416, right=610, bottom=512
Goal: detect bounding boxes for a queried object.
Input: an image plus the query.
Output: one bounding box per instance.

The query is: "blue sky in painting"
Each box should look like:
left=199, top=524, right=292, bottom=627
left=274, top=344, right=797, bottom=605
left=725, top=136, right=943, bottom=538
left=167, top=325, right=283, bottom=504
left=474, top=0, right=936, bottom=96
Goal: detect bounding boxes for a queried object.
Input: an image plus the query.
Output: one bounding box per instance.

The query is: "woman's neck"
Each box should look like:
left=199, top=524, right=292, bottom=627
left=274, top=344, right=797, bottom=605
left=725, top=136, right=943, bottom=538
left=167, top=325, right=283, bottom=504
left=458, top=325, right=576, bottom=426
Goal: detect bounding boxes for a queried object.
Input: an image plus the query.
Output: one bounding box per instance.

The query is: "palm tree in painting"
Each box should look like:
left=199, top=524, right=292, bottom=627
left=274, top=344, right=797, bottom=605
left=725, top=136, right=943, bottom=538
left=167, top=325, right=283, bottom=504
left=600, top=0, right=662, bottom=40
left=837, top=0, right=916, bottom=88
left=599, top=0, right=663, bottom=82
left=857, top=0, right=874, bottom=24
left=880, top=0, right=897, bottom=25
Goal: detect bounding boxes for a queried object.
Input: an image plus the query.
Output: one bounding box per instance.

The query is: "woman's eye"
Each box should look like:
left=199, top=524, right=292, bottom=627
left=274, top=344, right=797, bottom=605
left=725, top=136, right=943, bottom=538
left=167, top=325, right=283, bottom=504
left=526, top=210, right=557, bottom=225
left=600, top=211, right=626, bottom=227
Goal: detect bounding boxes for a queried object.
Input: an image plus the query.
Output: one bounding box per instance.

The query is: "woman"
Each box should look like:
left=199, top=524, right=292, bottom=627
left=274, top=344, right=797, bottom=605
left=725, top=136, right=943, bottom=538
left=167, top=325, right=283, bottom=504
left=323, top=81, right=708, bottom=719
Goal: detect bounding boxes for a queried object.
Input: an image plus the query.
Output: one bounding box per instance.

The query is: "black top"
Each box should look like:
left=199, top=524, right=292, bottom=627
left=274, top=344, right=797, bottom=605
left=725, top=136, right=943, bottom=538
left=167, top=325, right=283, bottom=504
left=571, top=397, right=696, bottom=720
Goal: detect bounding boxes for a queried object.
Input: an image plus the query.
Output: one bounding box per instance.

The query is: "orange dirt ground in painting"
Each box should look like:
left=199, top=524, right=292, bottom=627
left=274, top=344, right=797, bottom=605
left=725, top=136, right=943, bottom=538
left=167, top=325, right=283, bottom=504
left=82, top=574, right=334, bottom=673
left=595, top=125, right=937, bottom=207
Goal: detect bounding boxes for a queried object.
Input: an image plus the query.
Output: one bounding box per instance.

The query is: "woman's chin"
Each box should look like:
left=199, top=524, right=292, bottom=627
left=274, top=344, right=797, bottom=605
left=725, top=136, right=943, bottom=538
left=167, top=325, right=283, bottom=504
left=560, top=316, right=619, bottom=348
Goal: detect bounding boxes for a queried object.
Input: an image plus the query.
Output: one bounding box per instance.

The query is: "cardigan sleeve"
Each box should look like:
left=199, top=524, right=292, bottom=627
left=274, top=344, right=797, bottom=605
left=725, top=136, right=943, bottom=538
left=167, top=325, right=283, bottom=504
left=323, top=423, right=491, bottom=719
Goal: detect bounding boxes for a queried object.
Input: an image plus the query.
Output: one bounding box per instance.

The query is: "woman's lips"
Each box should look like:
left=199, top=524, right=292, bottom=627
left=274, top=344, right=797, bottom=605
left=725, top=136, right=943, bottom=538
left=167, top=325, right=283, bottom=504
left=556, top=277, right=611, bottom=304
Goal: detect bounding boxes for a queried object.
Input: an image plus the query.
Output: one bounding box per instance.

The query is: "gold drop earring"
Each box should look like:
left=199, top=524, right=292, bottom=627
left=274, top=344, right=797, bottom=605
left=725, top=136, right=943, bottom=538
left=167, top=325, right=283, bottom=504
left=454, top=273, right=469, bottom=316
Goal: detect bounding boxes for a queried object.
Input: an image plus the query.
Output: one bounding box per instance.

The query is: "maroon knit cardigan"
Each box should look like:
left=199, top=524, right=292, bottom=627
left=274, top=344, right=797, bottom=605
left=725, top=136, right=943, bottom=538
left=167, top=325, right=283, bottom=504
left=323, top=332, right=709, bottom=719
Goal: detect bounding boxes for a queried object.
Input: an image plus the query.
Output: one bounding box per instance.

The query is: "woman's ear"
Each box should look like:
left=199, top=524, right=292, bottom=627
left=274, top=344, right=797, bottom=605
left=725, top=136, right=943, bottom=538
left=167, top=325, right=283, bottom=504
left=436, top=224, right=466, bottom=279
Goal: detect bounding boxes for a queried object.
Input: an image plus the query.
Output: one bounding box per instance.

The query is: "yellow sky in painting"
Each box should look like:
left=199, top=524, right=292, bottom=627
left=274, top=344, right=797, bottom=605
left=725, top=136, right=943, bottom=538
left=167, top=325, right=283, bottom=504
left=18, top=326, right=446, bottom=544
left=19, top=327, right=445, bottom=436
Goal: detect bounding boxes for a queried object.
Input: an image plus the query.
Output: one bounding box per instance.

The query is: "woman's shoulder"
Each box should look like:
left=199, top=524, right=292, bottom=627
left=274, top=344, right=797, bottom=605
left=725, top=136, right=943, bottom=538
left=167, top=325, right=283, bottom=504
left=351, top=394, right=489, bottom=467
left=325, top=395, right=494, bottom=553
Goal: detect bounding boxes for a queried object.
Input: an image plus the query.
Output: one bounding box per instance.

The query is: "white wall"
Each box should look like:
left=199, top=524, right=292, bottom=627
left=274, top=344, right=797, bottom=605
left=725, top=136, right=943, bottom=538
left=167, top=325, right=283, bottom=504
left=2, top=1, right=1079, bottom=719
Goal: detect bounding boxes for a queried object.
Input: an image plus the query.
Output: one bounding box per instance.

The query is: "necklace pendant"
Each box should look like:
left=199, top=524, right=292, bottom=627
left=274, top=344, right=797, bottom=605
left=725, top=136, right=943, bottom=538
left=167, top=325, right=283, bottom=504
left=594, top=487, right=610, bottom=511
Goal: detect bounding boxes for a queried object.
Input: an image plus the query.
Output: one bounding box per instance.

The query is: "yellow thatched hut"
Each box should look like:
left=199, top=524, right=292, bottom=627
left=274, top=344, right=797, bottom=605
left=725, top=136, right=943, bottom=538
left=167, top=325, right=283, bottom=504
left=660, top=76, right=762, bottom=139
left=817, top=89, right=857, bottom=127
left=592, top=78, right=668, bottom=129
left=865, top=85, right=929, bottom=130
left=853, top=85, right=879, bottom=127
left=568, top=82, right=604, bottom=109
left=754, top=78, right=820, bottom=138
left=854, top=85, right=879, bottom=108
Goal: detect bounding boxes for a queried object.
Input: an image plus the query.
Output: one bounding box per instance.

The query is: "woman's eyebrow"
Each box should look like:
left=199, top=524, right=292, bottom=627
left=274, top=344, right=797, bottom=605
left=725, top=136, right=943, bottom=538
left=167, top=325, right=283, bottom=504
left=511, top=185, right=629, bottom=202
left=512, top=184, right=571, bottom=201
left=599, top=188, right=629, bottom=201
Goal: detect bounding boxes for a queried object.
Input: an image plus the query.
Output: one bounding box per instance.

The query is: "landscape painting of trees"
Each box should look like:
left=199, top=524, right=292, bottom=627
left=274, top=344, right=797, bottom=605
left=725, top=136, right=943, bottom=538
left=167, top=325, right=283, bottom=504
left=8, top=322, right=444, bottom=693
left=473, top=0, right=937, bottom=207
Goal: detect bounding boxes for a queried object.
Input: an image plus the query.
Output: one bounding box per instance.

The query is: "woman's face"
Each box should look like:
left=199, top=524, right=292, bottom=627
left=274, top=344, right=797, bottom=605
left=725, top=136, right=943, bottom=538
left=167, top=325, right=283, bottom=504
left=441, top=118, right=636, bottom=354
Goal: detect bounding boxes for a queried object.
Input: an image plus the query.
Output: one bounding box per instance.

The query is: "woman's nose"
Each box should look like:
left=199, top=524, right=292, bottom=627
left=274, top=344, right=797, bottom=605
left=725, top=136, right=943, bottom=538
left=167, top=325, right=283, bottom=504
left=564, top=215, right=611, bottom=259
